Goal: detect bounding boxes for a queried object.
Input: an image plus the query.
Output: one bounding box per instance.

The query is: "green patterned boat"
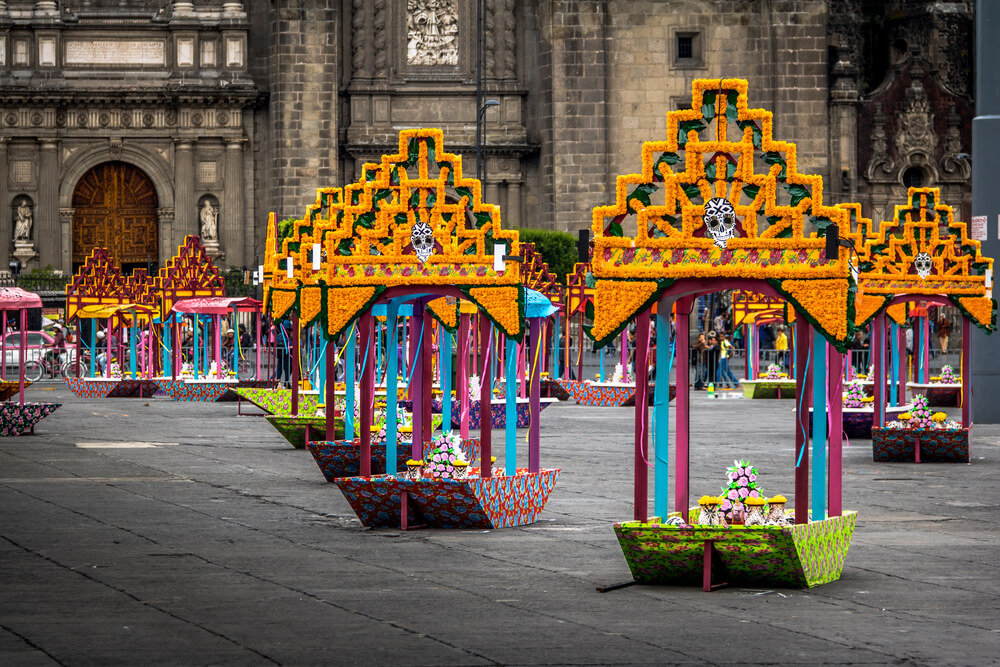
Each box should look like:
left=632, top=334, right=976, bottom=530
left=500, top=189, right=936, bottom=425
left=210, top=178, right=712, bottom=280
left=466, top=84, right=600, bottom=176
left=615, top=510, right=856, bottom=588
left=265, top=415, right=345, bottom=449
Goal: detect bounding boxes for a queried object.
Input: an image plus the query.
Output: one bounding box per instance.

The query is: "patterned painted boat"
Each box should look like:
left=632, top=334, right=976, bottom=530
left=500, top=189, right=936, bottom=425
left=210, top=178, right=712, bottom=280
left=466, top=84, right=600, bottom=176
left=0, top=402, right=61, bottom=436
left=335, top=468, right=560, bottom=529
left=740, top=379, right=797, bottom=399
left=307, top=437, right=481, bottom=482
left=871, top=426, right=969, bottom=463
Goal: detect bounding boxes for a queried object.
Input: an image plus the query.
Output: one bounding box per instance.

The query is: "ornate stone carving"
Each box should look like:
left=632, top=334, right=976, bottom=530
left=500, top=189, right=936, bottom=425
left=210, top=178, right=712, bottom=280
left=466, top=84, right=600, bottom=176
left=866, top=103, right=892, bottom=177
left=941, top=103, right=970, bottom=179
left=406, top=0, right=458, bottom=67
left=893, top=77, right=936, bottom=157
left=352, top=0, right=367, bottom=78
left=374, top=0, right=387, bottom=76
left=199, top=200, right=218, bottom=241
left=109, top=138, right=122, bottom=160
left=14, top=198, right=33, bottom=242
left=503, top=0, right=516, bottom=78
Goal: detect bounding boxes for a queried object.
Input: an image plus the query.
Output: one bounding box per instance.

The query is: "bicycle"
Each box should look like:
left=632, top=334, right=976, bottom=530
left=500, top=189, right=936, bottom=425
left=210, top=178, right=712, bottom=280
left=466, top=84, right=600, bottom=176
left=61, top=349, right=93, bottom=379
left=24, top=350, right=69, bottom=382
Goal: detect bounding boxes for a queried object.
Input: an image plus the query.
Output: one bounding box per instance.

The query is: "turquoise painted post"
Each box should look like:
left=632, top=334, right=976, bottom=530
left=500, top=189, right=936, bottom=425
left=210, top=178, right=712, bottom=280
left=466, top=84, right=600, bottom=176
left=376, top=320, right=382, bottom=380
left=653, top=305, right=672, bottom=518
left=385, top=304, right=399, bottom=474
left=889, top=322, right=899, bottom=407
left=346, top=323, right=356, bottom=440
left=90, top=319, right=97, bottom=378
left=505, top=337, right=517, bottom=475
left=163, top=316, right=172, bottom=378
left=192, top=316, right=200, bottom=379
left=599, top=346, right=605, bottom=381
left=553, top=317, right=561, bottom=380
left=916, top=321, right=924, bottom=382
left=441, top=329, right=452, bottom=432
left=811, top=333, right=827, bottom=522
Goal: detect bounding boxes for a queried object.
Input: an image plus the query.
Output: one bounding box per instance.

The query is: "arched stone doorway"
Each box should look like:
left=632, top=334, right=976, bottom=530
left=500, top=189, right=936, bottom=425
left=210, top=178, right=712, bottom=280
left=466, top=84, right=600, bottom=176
left=72, top=161, right=159, bottom=274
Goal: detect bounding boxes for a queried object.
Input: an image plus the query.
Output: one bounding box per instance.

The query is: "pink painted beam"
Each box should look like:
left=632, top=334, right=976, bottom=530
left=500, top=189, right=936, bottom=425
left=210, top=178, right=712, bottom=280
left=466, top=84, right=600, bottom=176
left=962, top=317, right=971, bottom=430
left=633, top=310, right=651, bottom=522
left=479, top=315, right=492, bottom=478
left=897, top=325, right=907, bottom=405
left=359, top=313, right=374, bottom=477
left=421, top=302, right=434, bottom=448
left=458, top=314, right=470, bottom=440
left=529, top=318, right=541, bottom=473
left=674, top=298, right=691, bottom=517
left=794, top=318, right=812, bottom=525
left=828, top=346, right=844, bottom=517
left=291, top=313, right=300, bottom=416
left=872, top=314, right=885, bottom=428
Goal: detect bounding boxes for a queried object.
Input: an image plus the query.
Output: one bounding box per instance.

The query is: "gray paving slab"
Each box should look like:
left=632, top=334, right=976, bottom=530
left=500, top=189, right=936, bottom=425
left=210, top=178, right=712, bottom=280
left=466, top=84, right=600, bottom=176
left=1, top=383, right=999, bottom=666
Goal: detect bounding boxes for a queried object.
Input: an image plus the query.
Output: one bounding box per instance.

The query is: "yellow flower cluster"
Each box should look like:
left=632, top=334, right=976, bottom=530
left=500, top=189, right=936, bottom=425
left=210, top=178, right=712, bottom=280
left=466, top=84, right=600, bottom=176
left=743, top=496, right=767, bottom=506
left=699, top=496, right=722, bottom=505
left=899, top=412, right=912, bottom=420
left=768, top=495, right=787, bottom=503
left=932, top=412, right=947, bottom=422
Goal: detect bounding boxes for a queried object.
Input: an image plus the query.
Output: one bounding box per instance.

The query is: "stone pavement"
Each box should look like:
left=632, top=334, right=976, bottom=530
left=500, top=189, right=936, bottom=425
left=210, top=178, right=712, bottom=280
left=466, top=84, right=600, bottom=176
left=1, top=384, right=998, bottom=666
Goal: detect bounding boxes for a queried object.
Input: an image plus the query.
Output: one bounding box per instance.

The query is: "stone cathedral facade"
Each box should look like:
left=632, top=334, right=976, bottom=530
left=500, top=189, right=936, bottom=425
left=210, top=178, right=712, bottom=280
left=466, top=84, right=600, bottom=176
left=0, top=0, right=974, bottom=275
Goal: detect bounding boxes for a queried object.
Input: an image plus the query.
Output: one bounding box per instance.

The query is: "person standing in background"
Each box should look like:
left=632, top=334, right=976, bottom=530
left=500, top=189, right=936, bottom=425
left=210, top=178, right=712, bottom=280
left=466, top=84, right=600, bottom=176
left=936, top=314, right=952, bottom=353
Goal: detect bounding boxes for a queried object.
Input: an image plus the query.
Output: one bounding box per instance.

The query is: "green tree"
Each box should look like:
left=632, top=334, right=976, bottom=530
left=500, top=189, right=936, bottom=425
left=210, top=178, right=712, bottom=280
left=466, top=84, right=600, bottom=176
left=518, top=229, right=579, bottom=284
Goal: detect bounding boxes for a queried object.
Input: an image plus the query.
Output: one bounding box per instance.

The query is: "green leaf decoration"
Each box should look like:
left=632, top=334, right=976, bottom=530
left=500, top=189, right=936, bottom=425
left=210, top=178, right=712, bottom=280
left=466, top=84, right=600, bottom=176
left=681, top=183, right=702, bottom=201
left=584, top=299, right=595, bottom=322
left=607, top=220, right=624, bottom=237
left=763, top=152, right=787, bottom=179
left=425, top=138, right=436, bottom=165
left=626, top=183, right=657, bottom=210
left=705, top=161, right=716, bottom=181
left=394, top=213, right=409, bottom=228
left=726, top=160, right=737, bottom=181
left=351, top=189, right=361, bottom=205
left=652, top=152, right=681, bottom=178
left=783, top=183, right=810, bottom=207
left=585, top=271, right=596, bottom=288
left=766, top=215, right=783, bottom=226
left=737, top=120, right=762, bottom=148
left=373, top=188, right=393, bottom=206
left=726, top=91, right=739, bottom=121
left=474, top=211, right=493, bottom=228
left=742, top=184, right=760, bottom=201
left=810, top=215, right=835, bottom=231
left=337, top=239, right=353, bottom=255
left=407, top=139, right=420, bottom=167
left=701, top=90, right=717, bottom=122
left=356, top=212, right=376, bottom=229
left=678, top=119, right=707, bottom=145
left=860, top=261, right=874, bottom=272
left=426, top=190, right=437, bottom=209
left=775, top=226, right=793, bottom=238
left=456, top=186, right=473, bottom=203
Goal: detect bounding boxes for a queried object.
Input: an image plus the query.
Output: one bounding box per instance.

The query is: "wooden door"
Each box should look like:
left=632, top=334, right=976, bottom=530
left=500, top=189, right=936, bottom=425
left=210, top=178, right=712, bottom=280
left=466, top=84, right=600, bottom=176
left=72, top=161, right=158, bottom=269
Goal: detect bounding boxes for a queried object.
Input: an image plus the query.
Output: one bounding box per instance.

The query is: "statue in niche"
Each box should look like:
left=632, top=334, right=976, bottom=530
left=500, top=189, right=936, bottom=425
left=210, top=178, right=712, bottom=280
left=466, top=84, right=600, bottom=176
left=14, top=199, right=32, bottom=242
left=200, top=200, right=218, bottom=241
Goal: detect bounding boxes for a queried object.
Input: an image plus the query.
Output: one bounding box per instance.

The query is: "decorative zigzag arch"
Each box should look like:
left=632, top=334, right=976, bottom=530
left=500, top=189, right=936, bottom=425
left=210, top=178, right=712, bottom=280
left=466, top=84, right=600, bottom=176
left=589, top=78, right=855, bottom=351
left=157, top=235, right=226, bottom=319
left=65, top=247, right=132, bottom=323
left=263, top=128, right=525, bottom=341
left=842, top=188, right=996, bottom=333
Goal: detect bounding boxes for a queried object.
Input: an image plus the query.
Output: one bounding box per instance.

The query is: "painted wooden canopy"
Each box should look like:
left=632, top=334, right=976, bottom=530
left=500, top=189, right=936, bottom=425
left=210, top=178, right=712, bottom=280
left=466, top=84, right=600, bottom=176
left=589, top=78, right=854, bottom=350
left=564, top=262, right=594, bottom=317
left=263, top=128, right=524, bottom=340
left=520, top=243, right=564, bottom=312
left=65, top=248, right=132, bottom=322
left=731, top=290, right=794, bottom=329
left=843, top=187, right=995, bottom=332
left=157, top=236, right=226, bottom=319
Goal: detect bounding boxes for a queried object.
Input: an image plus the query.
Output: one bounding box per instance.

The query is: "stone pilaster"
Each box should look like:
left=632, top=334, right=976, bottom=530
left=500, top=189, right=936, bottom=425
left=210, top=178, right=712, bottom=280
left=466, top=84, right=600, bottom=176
left=173, top=140, right=195, bottom=248
left=157, top=207, right=175, bottom=266
left=223, top=137, right=245, bottom=268
left=506, top=180, right=521, bottom=228
left=37, top=140, right=58, bottom=267
left=0, top=138, right=8, bottom=267
left=59, top=208, right=73, bottom=274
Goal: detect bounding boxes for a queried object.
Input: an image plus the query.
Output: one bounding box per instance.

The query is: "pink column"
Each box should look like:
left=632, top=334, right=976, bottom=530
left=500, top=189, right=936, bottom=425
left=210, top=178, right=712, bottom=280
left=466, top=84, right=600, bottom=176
left=921, top=315, right=931, bottom=383
left=518, top=340, right=527, bottom=399
left=214, top=314, right=223, bottom=379
left=793, top=318, right=812, bottom=525
left=872, top=314, right=886, bottom=428
left=359, top=313, right=374, bottom=476
left=291, top=313, right=300, bottom=416
left=18, top=309, right=26, bottom=406
left=458, top=314, right=470, bottom=440
left=961, top=317, right=971, bottom=429
left=529, top=318, right=541, bottom=473
left=633, top=309, right=651, bottom=522
left=674, top=298, right=691, bottom=517
left=479, top=315, right=492, bottom=477
left=828, top=346, right=844, bottom=517
left=897, top=325, right=907, bottom=405
left=255, top=310, right=262, bottom=380
left=421, top=304, right=433, bottom=448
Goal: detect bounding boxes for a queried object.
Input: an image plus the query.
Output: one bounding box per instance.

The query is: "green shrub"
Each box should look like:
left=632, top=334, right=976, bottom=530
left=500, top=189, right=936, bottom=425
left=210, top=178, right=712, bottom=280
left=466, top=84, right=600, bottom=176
left=518, top=229, right=579, bottom=283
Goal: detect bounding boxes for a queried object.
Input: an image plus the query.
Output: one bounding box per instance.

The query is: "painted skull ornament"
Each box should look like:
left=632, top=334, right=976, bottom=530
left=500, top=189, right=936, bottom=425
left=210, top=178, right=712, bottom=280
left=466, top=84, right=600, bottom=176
left=913, top=251, right=933, bottom=279
left=409, top=221, right=435, bottom=262
left=704, top=197, right=738, bottom=248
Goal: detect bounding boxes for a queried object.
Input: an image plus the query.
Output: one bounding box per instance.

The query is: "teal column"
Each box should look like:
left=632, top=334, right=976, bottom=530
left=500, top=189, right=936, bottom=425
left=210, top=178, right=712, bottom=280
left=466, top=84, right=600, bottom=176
left=346, top=323, right=357, bottom=440
left=385, top=305, right=400, bottom=473
left=162, top=317, right=171, bottom=378
left=129, top=318, right=137, bottom=378
left=90, top=319, right=97, bottom=378
left=505, top=337, right=517, bottom=475
left=441, top=329, right=453, bottom=432
left=653, top=305, right=672, bottom=518
left=811, top=333, right=827, bottom=521
left=193, top=316, right=200, bottom=379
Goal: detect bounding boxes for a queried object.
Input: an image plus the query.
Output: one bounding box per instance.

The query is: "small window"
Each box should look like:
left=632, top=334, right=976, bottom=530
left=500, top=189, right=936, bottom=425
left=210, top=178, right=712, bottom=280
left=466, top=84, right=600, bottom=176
left=678, top=36, right=693, bottom=59
left=903, top=167, right=925, bottom=188
left=673, top=30, right=703, bottom=69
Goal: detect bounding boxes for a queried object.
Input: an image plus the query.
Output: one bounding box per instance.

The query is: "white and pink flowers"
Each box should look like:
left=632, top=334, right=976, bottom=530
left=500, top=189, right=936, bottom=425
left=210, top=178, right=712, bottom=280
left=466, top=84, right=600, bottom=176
left=719, top=459, right=765, bottom=521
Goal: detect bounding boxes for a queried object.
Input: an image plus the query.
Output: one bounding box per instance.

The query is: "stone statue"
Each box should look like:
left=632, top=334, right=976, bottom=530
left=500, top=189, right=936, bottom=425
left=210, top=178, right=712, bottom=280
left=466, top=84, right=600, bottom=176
left=199, top=200, right=218, bottom=241
left=14, top=199, right=32, bottom=242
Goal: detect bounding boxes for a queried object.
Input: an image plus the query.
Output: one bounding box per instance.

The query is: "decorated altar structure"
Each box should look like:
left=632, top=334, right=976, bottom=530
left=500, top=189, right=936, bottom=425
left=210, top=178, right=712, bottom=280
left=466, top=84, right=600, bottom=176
left=731, top=290, right=798, bottom=398
left=598, top=79, right=857, bottom=589
left=0, top=288, right=60, bottom=435
left=845, top=188, right=995, bottom=462
left=65, top=303, right=159, bottom=398
left=263, top=128, right=559, bottom=528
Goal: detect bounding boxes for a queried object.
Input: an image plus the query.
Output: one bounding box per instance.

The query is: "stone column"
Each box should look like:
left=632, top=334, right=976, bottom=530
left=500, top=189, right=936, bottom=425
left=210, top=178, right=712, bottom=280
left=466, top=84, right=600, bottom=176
left=0, top=138, right=8, bottom=267
left=59, top=208, right=73, bottom=274
left=173, top=140, right=195, bottom=248
left=223, top=137, right=245, bottom=268
left=157, top=207, right=175, bottom=266
left=37, top=140, right=58, bottom=267
left=485, top=181, right=500, bottom=212
left=172, top=1, right=195, bottom=16
left=33, top=1, right=57, bottom=18
left=222, top=2, right=245, bottom=18
left=506, top=180, right=521, bottom=228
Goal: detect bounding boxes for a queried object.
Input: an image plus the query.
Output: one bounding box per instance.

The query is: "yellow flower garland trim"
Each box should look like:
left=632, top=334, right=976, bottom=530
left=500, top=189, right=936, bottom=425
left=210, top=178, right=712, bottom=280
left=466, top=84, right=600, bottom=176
left=326, top=286, right=379, bottom=339
left=591, top=279, right=660, bottom=343
left=466, top=286, right=523, bottom=338
left=426, top=297, right=459, bottom=331
left=886, top=303, right=907, bottom=326
left=269, top=289, right=297, bottom=321
left=779, top=279, right=850, bottom=342
left=853, top=293, right=889, bottom=327
left=957, top=296, right=995, bottom=329
left=299, top=285, right=323, bottom=325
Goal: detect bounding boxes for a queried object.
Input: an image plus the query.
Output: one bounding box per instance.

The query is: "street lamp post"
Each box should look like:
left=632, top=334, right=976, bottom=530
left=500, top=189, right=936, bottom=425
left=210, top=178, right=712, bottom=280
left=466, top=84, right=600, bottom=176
left=477, top=99, right=500, bottom=182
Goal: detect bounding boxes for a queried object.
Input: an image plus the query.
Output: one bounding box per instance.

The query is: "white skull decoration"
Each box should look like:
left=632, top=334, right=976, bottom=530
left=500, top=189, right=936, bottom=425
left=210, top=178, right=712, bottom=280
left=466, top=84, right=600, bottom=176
left=410, top=221, right=435, bottom=263
left=913, top=251, right=933, bottom=279
left=704, top=197, right=738, bottom=248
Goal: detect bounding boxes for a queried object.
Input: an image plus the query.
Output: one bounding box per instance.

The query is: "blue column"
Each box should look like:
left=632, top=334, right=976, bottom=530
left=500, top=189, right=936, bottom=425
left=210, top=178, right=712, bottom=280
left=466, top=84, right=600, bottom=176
left=505, top=337, right=517, bottom=475
left=192, top=316, right=200, bottom=379
left=346, top=323, right=356, bottom=440
left=129, top=317, right=137, bottom=378
left=599, top=346, right=605, bottom=381
left=441, top=329, right=453, bottom=432
left=653, top=305, right=672, bottom=518
left=385, top=304, right=400, bottom=473
left=812, top=333, right=827, bottom=522
left=90, top=319, right=97, bottom=378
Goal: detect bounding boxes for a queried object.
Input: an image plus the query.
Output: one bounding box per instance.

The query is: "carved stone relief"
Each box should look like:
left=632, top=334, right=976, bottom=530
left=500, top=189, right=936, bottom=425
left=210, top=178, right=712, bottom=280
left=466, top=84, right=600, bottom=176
left=406, top=0, right=458, bottom=67
left=893, top=78, right=936, bottom=158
